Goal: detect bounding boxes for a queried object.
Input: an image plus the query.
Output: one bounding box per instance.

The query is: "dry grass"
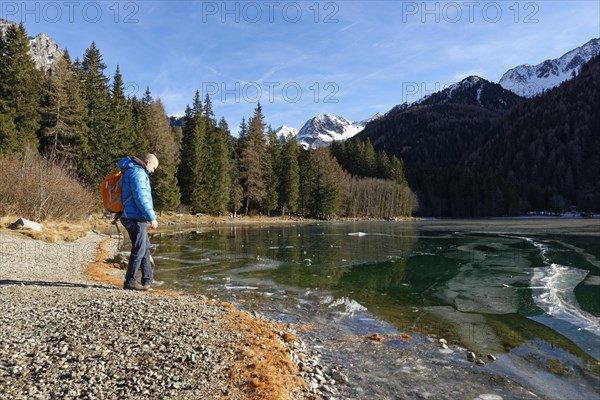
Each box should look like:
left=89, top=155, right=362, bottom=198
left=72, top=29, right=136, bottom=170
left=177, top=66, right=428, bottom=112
left=0, top=148, right=95, bottom=222
left=0, top=215, right=91, bottom=242
left=83, top=237, right=178, bottom=296
left=222, top=303, right=307, bottom=400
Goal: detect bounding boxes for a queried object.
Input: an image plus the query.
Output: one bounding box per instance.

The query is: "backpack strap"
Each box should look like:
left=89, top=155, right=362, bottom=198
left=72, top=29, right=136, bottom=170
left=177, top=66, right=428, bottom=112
left=118, top=166, right=134, bottom=219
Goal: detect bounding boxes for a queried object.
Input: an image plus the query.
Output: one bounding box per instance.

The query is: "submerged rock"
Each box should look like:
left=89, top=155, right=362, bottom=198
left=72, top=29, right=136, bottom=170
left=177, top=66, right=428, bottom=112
left=331, top=369, right=349, bottom=384
left=467, top=351, right=477, bottom=362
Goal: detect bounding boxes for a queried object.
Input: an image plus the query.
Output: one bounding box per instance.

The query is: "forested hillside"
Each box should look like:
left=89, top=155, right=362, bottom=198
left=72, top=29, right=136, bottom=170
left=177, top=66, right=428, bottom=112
left=468, top=54, right=600, bottom=213
left=0, top=22, right=416, bottom=220
left=353, top=61, right=600, bottom=216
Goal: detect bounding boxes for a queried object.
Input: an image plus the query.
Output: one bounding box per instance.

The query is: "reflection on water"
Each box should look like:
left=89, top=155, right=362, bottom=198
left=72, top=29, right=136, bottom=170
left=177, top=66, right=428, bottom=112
left=150, top=219, right=600, bottom=398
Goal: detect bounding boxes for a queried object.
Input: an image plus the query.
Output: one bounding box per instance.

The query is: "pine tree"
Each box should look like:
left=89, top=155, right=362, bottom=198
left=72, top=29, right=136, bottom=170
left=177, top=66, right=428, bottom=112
left=363, top=138, right=377, bottom=176
left=0, top=99, right=18, bottom=153
left=390, top=156, right=408, bottom=186
left=375, top=150, right=393, bottom=180
left=142, top=87, right=153, bottom=109
left=0, top=32, right=17, bottom=152
left=239, top=103, right=267, bottom=215
left=189, top=93, right=211, bottom=213
left=280, top=137, right=300, bottom=215
left=298, top=148, right=317, bottom=216
left=236, top=117, right=248, bottom=157
left=129, top=86, right=154, bottom=155
left=130, top=97, right=150, bottom=155
left=110, top=65, right=136, bottom=155
left=177, top=104, right=195, bottom=205
left=0, top=23, right=43, bottom=154
left=214, top=117, right=233, bottom=214
left=39, top=51, right=88, bottom=165
left=329, top=140, right=345, bottom=166
left=308, top=148, right=342, bottom=219
left=340, top=139, right=361, bottom=175
left=147, top=99, right=180, bottom=211
left=229, top=126, right=243, bottom=216
left=229, top=153, right=243, bottom=217
left=202, top=94, right=223, bottom=214
left=262, top=125, right=280, bottom=215
left=79, top=42, right=113, bottom=185
left=176, top=91, right=206, bottom=211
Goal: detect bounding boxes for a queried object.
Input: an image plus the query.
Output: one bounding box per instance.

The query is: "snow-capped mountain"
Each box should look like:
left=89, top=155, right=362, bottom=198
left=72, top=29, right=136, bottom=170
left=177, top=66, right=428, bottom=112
left=293, top=113, right=382, bottom=148
left=274, top=125, right=299, bottom=141
left=499, top=38, right=600, bottom=97
left=1, top=19, right=63, bottom=71
left=358, top=112, right=383, bottom=126
left=417, top=75, right=522, bottom=110
left=418, top=75, right=487, bottom=104
left=384, top=102, right=411, bottom=117
left=382, top=75, right=522, bottom=120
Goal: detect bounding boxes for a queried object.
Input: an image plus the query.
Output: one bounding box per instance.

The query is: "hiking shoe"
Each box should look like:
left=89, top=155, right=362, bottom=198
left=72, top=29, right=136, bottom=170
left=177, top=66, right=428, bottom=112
left=142, top=280, right=164, bottom=290
left=123, top=283, right=149, bottom=291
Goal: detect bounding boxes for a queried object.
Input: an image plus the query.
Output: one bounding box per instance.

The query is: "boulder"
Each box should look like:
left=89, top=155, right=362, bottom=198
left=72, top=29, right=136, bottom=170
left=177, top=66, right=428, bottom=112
left=112, top=252, right=155, bottom=269
left=11, top=218, right=44, bottom=231
left=113, top=252, right=129, bottom=264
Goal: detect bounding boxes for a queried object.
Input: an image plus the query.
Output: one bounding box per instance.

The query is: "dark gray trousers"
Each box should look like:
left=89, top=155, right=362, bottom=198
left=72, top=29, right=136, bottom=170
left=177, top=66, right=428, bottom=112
left=121, top=218, right=153, bottom=286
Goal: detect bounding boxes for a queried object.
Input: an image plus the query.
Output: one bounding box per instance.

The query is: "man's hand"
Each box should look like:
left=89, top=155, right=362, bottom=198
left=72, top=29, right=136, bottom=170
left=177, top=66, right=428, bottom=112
left=149, top=220, right=158, bottom=229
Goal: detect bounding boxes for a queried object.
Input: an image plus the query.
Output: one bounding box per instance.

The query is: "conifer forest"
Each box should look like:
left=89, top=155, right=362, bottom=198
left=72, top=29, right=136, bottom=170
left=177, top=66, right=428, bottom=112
left=0, top=23, right=417, bottom=220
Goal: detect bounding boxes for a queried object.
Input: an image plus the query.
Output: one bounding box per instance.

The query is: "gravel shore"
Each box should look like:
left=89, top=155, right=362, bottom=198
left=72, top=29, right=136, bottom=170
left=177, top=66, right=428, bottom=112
left=0, top=231, right=310, bottom=400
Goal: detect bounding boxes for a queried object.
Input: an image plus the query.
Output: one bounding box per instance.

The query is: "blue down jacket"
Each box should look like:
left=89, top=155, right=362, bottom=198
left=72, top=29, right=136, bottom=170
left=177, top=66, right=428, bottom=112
left=117, top=156, right=156, bottom=221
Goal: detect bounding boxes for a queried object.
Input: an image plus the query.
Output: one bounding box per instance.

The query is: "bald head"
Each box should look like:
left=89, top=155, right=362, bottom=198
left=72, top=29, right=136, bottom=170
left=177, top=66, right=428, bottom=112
left=142, top=154, right=159, bottom=173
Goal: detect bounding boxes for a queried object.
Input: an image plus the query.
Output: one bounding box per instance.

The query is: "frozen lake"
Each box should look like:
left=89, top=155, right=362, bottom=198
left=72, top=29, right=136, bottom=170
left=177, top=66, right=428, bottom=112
left=150, top=219, right=600, bottom=399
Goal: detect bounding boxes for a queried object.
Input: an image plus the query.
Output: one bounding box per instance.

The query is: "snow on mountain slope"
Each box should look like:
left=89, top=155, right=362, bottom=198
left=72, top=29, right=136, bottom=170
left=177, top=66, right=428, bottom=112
left=499, top=38, right=600, bottom=97
left=274, top=125, right=299, bottom=141
left=293, top=113, right=382, bottom=148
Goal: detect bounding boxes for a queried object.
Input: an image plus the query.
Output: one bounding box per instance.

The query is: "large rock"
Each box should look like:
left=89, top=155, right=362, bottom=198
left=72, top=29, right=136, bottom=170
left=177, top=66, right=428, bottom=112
left=11, top=218, right=44, bottom=231
left=112, top=252, right=155, bottom=269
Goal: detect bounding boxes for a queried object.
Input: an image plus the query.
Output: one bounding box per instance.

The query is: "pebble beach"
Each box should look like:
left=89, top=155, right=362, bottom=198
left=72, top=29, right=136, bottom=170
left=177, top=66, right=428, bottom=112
left=0, top=231, right=312, bottom=400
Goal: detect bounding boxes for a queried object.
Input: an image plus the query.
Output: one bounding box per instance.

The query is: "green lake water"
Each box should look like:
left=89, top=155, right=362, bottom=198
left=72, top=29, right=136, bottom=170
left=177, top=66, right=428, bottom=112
left=149, top=219, right=600, bottom=399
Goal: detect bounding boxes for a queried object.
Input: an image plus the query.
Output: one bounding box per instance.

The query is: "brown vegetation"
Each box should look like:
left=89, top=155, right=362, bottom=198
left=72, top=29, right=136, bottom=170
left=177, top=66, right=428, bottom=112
left=343, top=176, right=419, bottom=218
left=84, top=236, right=178, bottom=297
left=365, top=332, right=414, bottom=343
left=0, top=147, right=95, bottom=222
left=222, top=303, right=307, bottom=400
left=0, top=215, right=92, bottom=242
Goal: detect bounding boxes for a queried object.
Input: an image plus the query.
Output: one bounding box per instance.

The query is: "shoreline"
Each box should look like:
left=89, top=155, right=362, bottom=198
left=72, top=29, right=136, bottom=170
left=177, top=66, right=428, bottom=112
left=3, top=219, right=598, bottom=399
left=0, top=230, right=313, bottom=399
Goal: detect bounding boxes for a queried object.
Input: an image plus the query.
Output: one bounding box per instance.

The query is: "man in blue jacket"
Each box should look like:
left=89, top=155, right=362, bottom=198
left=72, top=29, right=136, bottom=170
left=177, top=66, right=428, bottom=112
left=117, top=154, right=163, bottom=291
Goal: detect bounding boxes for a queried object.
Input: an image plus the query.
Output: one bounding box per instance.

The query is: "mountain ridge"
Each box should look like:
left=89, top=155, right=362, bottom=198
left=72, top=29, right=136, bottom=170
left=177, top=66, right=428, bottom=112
left=288, top=38, right=598, bottom=147
left=499, top=38, right=600, bottom=97
left=0, top=19, right=63, bottom=71
left=275, top=113, right=382, bottom=148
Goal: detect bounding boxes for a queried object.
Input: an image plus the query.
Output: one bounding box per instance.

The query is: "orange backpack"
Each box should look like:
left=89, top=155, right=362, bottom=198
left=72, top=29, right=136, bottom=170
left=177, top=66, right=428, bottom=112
left=101, top=171, right=124, bottom=213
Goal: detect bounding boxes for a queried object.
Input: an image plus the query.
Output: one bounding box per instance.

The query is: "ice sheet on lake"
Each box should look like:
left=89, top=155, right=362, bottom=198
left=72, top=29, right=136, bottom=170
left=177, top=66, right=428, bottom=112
left=224, top=285, right=259, bottom=290
left=531, top=263, right=600, bottom=336
left=437, top=238, right=531, bottom=314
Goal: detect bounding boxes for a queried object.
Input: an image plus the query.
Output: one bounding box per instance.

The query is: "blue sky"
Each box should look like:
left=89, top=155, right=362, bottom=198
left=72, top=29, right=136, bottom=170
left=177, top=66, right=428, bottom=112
left=9, top=0, right=600, bottom=134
